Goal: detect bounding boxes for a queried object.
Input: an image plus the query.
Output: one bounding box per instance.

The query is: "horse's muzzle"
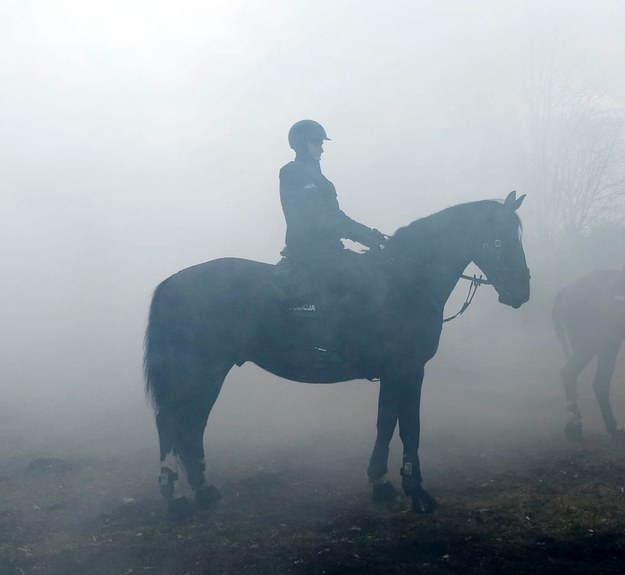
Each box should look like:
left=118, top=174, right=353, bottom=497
left=497, top=274, right=530, bottom=308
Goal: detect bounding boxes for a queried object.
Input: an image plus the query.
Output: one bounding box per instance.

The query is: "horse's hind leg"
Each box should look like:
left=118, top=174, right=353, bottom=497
left=176, top=383, right=226, bottom=508
left=156, top=361, right=230, bottom=513
left=561, top=347, right=593, bottom=441
left=593, top=341, right=621, bottom=438
left=178, top=367, right=230, bottom=509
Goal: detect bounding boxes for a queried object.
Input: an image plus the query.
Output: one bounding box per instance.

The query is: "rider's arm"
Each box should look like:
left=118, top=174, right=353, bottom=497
left=280, top=163, right=384, bottom=249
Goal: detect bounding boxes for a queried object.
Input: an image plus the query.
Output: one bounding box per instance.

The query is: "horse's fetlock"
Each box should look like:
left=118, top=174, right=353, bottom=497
left=400, top=462, right=421, bottom=495
left=186, top=466, right=207, bottom=492
left=369, top=473, right=389, bottom=486
left=366, top=461, right=388, bottom=483
left=159, top=467, right=178, bottom=499
left=566, top=409, right=581, bottom=424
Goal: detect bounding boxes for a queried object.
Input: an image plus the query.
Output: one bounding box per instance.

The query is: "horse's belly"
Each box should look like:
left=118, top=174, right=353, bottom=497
left=251, top=355, right=370, bottom=384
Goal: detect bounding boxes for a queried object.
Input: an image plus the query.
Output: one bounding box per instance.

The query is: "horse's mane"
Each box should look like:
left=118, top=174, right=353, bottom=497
left=386, top=199, right=521, bottom=255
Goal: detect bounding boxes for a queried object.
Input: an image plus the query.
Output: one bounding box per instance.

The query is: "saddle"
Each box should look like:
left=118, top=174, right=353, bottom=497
left=273, top=254, right=387, bottom=369
left=274, top=256, right=333, bottom=317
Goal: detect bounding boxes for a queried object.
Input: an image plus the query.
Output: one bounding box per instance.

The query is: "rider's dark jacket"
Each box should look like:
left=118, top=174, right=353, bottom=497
left=279, top=155, right=381, bottom=260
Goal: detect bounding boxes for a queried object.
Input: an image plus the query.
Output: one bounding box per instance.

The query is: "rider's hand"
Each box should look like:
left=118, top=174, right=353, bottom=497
left=370, top=228, right=387, bottom=247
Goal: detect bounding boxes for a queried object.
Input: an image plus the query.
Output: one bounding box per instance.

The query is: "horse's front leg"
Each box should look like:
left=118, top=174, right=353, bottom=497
left=367, top=367, right=436, bottom=512
left=367, top=379, right=401, bottom=503
left=594, top=341, right=621, bottom=439
left=396, top=365, right=437, bottom=513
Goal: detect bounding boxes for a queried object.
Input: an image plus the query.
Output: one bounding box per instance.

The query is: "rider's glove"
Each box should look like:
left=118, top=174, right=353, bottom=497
left=370, top=228, right=387, bottom=248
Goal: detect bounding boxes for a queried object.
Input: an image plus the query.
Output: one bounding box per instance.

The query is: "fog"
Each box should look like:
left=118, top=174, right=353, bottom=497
left=3, top=0, right=625, bottom=492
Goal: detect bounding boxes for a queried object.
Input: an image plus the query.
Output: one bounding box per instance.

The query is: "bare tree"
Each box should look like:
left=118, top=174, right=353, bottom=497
left=520, top=50, right=625, bottom=242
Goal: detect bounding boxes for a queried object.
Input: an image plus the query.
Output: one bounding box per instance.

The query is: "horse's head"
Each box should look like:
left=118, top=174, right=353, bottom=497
left=472, top=191, right=530, bottom=309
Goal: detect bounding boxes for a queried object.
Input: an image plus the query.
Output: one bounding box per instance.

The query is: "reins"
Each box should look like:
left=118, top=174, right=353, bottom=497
left=442, top=274, right=491, bottom=323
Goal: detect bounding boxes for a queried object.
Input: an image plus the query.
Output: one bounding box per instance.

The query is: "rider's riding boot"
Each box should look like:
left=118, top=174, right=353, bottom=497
left=312, top=342, right=343, bottom=368
left=311, top=289, right=364, bottom=368
left=312, top=318, right=343, bottom=368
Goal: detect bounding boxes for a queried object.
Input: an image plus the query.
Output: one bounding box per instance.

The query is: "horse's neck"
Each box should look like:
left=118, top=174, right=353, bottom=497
left=388, top=221, right=474, bottom=309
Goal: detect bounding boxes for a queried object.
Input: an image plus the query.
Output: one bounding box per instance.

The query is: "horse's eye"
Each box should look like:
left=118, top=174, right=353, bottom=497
left=482, top=242, right=489, bottom=249
left=494, top=239, right=502, bottom=248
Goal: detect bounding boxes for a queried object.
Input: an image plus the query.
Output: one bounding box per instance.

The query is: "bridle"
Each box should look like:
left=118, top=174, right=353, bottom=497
left=441, top=224, right=530, bottom=323
left=442, top=265, right=530, bottom=323
left=442, top=273, right=491, bottom=323
left=381, top=226, right=529, bottom=324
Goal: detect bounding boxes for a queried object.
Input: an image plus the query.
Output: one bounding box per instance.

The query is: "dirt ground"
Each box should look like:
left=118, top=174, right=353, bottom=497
left=3, top=419, right=625, bottom=575
left=3, top=312, right=625, bottom=574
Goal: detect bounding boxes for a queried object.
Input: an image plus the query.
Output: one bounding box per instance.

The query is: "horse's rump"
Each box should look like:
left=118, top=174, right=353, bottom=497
left=144, top=258, right=275, bottom=405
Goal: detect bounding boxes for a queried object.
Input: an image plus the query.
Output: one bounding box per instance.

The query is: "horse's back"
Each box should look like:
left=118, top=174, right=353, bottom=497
left=553, top=269, right=625, bottom=354
left=555, top=270, right=624, bottom=311
left=163, top=257, right=273, bottom=287
left=154, top=257, right=273, bottom=306
left=148, top=257, right=276, bottom=346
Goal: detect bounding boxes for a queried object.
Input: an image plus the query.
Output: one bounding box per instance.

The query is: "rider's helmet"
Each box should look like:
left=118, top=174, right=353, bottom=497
left=288, top=120, right=331, bottom=152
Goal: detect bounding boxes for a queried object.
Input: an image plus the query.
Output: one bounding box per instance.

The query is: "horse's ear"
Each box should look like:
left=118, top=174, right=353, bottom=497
left=504, top=190, right=526, bottom=211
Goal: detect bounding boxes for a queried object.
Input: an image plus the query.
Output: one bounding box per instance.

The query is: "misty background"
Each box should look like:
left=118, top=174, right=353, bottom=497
left=3, top=0, right=625, bottom=483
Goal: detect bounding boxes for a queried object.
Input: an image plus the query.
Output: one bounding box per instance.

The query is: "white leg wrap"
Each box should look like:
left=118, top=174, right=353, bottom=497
left=370, top=473, right=389, bottom=485
left=160, top=451, right=181, bottom=498
left=162, top=451, right=179, bottom=474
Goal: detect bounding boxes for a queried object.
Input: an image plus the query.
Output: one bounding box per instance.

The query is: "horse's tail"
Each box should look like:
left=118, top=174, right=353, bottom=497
left=144, top=280, right=171, bottom=411
left=552, top=288, right=571, bottom=359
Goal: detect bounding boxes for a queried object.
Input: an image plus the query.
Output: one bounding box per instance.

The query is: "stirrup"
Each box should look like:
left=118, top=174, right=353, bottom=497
left=312, top=346, right=343, bottom=368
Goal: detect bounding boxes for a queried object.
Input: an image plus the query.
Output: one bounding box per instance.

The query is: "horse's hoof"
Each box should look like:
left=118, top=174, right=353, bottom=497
left=564, top=422, right=583, bottom=442
left=411, top=488, right=438, bottom=513
left=195, top=484, right=221, bottom=509
left=611, top=429, right=625, bottom=442
left=167, top=496, right=191, bottom=520
left=372, top=481, right=401, bottom=503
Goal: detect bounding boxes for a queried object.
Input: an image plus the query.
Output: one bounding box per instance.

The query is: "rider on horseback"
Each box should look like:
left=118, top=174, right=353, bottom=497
left=278, top=120, right=386, bottom=360
left=279, top=120, right=385, bottom=270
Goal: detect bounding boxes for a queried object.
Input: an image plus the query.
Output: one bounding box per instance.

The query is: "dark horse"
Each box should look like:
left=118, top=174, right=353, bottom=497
left=144, top=191, right=530, bottom=514
left=553, top=269, right=625, bottom=441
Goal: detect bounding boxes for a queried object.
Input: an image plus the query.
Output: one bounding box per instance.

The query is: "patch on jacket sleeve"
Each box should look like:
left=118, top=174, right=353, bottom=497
left=304, top=183, right=317, bottom=191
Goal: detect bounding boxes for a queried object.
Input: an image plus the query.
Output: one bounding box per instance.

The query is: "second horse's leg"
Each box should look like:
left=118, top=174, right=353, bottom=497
left=593, top=341, right=621, bottom=439
left=561, top=348, right=593, bottom=441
